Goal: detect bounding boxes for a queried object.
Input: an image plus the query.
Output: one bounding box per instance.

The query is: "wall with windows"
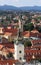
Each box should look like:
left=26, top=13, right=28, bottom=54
left=14, top=43, right=24, bottom=62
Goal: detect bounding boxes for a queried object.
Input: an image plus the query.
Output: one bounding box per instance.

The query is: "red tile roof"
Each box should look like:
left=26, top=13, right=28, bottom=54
left=0, top=33, right=4, bottom=35
left=0, top=45, right=3, bottom=50
left=3, top=28, right=18, bottom=36
left=3, top=28, right=18, bottom=33
left=0, top=42, right=14, bottom=54
left=0, top=59, right=18, bottom=65
left=23, top=31, right=41, bottom=38
left=31, top=40, right=41, bottom=44
left=0, top=43, right=14, bottom=48
left=31, top=29, right=39, bottom=33
left=25, top=49, right=41, bottom=53
left=32, top=46, right=41, bottom=48
left=23, top=31, right=30, bottom=37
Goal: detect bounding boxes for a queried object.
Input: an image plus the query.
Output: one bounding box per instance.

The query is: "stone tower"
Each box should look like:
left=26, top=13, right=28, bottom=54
left=14, top=19, right=26, bottom=62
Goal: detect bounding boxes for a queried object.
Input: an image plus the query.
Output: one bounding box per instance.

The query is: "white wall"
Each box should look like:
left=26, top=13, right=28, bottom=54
left=14, top=43, right=24, bottom=62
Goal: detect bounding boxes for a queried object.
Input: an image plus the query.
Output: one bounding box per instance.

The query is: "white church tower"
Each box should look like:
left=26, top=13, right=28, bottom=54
left=14, top=39, right=24, bottom=62
left=14, top=19, right=26, bottom=62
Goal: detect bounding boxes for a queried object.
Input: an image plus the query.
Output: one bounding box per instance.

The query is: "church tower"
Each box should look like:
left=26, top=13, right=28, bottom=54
left=14, top=19, right=26, bottom=62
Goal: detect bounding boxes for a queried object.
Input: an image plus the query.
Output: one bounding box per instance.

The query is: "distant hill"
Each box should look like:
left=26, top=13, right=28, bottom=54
left=0, top=5, right=41, bottom=11
left=19, top=6, right=41, bottom=11
left=0, top=5, right=18, bottom=10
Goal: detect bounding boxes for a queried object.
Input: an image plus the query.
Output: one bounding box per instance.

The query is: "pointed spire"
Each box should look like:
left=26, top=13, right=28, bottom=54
left=18, top=19, right=22, bottom=38
left=19, top=19, right=21, bottom=29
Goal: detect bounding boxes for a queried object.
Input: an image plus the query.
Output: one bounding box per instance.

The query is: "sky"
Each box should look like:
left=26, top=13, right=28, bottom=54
left=0, top=0, right=41, bottom=7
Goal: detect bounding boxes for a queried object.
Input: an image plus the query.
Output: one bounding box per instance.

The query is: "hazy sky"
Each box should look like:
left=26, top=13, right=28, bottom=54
left=0, top=0, right=41, bottom=7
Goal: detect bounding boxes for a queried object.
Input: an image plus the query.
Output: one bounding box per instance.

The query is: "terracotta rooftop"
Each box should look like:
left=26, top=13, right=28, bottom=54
left=2, top=37, right=9, bottom=43
left=31, top=29, right=39, bottom=33
left=32, top=46, right=41, bottom=48
left=4, top=32, right=12, bottom=36
left=0, top=59, right=18, bottom=65
left=0, top=33, right=4, bottom=35
left=0, top=42, right=14, bottom=55
left=23, top=31, right=30, bottom=38
left=1, top=47, right=14, bottom=53
left=31, top=40, right=41, bottom=44
left=3, top=28, right=18, bottom=36
left=25, top=49, right=41, bottom=53
left=3, top=28, right=18, bottom=33
left=0, top=43, right=14, bottom=49
left=23, top=31, right=41, bottom=38
left=0, top=45, right=3, bottom=50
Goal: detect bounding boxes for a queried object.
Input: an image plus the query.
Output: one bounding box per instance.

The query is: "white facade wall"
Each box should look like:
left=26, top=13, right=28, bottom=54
left=14, top=43, right=24, bottom=62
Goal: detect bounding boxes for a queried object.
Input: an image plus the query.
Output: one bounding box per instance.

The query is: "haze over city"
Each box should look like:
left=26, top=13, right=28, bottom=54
left=0, top=0, right=41, bottom=7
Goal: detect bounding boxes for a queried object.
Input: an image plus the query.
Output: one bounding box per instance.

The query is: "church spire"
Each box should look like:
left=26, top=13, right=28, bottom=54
left=18, top=19, right=23, bottom=38
left=14, top=19, right=23, bottom=45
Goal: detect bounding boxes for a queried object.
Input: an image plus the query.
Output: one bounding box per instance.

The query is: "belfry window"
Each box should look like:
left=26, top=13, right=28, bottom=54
left=19, top=51, right=22, bottom=53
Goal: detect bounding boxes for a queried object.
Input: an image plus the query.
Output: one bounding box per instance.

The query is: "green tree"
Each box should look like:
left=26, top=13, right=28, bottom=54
left=38, top=59, right=41, bottom=63
left=14, top=19, right=18, bottom=23
left=7, top=52, right=13, bottom=59
left=37, top=16, right=41, bottom=20
left=6, top=16, right=11, bottom=21
left=23, top=23, right=34, bottom=31
left=24, top=40, right=32, bottom=47
left=1, top=19, right=4, bottom=25
left=36, top=26, right=41, bottom=33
